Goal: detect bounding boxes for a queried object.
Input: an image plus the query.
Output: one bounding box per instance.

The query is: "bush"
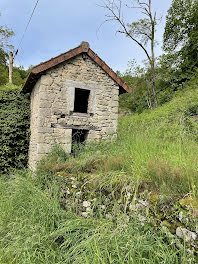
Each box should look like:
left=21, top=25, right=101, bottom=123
left=0, top=84, right=30, bottom=174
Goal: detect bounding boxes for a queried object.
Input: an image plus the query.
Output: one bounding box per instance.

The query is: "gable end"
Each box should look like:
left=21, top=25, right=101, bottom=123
left=22, top=42, right=132, bottom=94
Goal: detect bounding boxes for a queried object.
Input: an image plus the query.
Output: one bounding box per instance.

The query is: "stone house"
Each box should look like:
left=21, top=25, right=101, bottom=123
left=23, top=41, right=132, bottom=170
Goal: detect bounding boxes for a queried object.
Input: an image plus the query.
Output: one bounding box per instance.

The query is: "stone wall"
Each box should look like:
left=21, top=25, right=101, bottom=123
left=29, top=53, right=119, bottom=170
left=29, top=79, right=40, bottom=169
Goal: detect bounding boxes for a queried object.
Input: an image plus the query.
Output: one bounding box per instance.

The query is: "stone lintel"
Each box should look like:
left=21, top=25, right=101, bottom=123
left=51, top=123, right=102, bottom=131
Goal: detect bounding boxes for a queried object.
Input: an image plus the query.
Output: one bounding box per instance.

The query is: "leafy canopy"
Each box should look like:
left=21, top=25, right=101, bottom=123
left=163, top=0, right=198, bottom=79
left=0, top=13, right=14, bottom=65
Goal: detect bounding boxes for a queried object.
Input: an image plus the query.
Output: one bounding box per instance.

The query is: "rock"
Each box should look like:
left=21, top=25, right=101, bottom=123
left=137, top=199, right=149, bottom=207
left=192, top=208, right=198, bottom=218
left=105, top=214, right=113, bottom=220
left=83, top=201, right=91, bottom=208
left=178, top=211, right=183, bottom=222
left=129, top=203, right=135, bottom=211
left=191, top=232, right=197, bottom=241
left=138, top=214, right=147, bottom=223
left=66, top=189, right=70, bottom=195
left=176, top=227, right=197, bottom=243
left=149, top=193, right=159, bottom=204
left=41, top=75, right=53, bottom=86
left=179, top=196, right=198, bottom=211
left=86, top=207, right=92, bottom=213
left=187, top=248, right=195, bottom=255
left=126, top=192, right=132, bottom=198
left=196, top=224, right=198, bottom=234
left=129, top=202, right=144, bottom=211
left=161, top=226, right=178, bottom=241
left=161, top=220, right=181, bottom=234
left=81, top=212, right=88, bottom=218
left=161, top=226, right=186, bottom=253
left=70, top=177, right=76, bottom=181
left=125, top=215, right=130, bottom=223
left=162, top=220, right=172, bottom=229
left=100, top=205, right=106, bottom=210
left=135, top=203, right=146, bottom=211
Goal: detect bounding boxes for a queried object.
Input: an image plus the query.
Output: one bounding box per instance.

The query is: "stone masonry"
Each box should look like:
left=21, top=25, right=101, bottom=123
left=23, top=42, right=132, bottom=171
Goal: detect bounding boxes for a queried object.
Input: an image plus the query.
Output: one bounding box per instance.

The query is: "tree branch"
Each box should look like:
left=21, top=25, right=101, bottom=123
left=100, top=0, right=152, bottom=63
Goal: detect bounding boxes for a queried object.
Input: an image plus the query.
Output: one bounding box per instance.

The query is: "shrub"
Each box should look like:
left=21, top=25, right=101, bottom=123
left=0, top=84, right=30, bottom=174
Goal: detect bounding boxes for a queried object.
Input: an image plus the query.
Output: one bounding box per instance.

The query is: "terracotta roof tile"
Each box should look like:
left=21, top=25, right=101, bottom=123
left=22, top=41, right=132, bottom=94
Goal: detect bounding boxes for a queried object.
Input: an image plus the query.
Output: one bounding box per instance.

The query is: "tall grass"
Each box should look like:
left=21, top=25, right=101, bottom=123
left=0, top=89, right=198, bottom=263
left=0, top=172, right=194, bottom=263
left=117, top=89, right=198, bottom=197
left=41, top=89, right=198, bottom=198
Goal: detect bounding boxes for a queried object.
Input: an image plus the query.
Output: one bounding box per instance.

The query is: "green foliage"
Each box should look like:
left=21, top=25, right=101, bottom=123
left=0, top=65, right=8, bottom=85
left=120, top=59, right=198, bottom=114
left=119, top=74, right=149, bottom=113
left=0, top=16, right=29, bottom=86
left=0, top=47, right=8, bottom=66
left=120, top=0, right=198, bottom=114
left=163, top=0, right=198, bottom=82
left=119, top=61, right=152, bottom=113
left=163, top=0, right=197, bottom=51
left=0, top=84, right=30, bottom=174
left=12, top=66, right=29, bottom=86
left=0, top=65, right=29, bottom=86
left=128, top=18, right=155, bottom=46
left=0, top=23, right=14, bottom=63
left=0, top=13, right=14, bottom=67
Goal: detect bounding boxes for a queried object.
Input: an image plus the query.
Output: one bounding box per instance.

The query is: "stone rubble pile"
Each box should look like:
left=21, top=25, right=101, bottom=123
left=57, top=172, right=198, bottom=256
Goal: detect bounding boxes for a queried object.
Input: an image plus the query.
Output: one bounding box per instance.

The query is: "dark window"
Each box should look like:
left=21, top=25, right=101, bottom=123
left=72, top=129, right=88, bottom=154
left=74, top=88, right=90, bottom=113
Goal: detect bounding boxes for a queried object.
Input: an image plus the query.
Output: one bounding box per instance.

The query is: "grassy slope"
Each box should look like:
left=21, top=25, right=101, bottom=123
left=0, top=88, right=198, bottom=263
left=54, top=87, right=198, bottom=198
left=117, top=88, right=198, bottom=197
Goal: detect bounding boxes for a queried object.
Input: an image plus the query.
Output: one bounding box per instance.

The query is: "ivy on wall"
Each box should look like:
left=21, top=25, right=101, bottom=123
left=0, top=84, right=30, bottom=174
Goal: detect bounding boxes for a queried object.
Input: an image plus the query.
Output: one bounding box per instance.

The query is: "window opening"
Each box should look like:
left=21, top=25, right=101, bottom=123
left=74, top=88, right=90, bottom=113
left=71, top=129, right=88, bottom=154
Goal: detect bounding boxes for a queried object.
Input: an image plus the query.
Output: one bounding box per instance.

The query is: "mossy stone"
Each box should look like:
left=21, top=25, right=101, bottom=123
left=162, top=220, right=182, bottom=234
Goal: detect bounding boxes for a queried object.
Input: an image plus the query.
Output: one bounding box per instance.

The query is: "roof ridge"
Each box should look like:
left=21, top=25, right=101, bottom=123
left=31, top=46, right=79, bottom=70
left=23, top=41, right=132, bottom=94
left=32, top=41, right=90, bottom=72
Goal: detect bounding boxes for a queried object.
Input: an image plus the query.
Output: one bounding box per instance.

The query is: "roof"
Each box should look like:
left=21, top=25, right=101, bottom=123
left=22, top=41, right=132, bottom=94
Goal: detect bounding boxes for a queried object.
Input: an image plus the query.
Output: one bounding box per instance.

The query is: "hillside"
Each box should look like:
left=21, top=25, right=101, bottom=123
left=0, top=88, right=198, bottom=263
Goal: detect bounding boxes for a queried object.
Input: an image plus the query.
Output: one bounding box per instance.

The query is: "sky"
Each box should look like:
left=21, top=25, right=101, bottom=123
left=0, top=0, right=172, bottom=73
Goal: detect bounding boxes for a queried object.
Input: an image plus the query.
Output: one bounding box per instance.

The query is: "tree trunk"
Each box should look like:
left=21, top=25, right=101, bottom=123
left=9, top=52, right=13, bottom=84
left=101, top=0, right=158, bottom=107
left=150, top=6, right=158, bottom=108
left=151, top=68, right=157, bottom=108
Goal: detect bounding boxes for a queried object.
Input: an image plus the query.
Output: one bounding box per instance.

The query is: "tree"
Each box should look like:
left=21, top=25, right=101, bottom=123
left=163, top=0, right=198, bottom=83
left=119, top=60, right=152, bottom=112
left=0, top=13, right=14, bottom=85
left=100, top=0, right=159, bottom=107
left=0, top=13, right=14, bottom=64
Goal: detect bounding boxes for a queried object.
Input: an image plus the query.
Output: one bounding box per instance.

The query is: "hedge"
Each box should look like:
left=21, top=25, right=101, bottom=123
left=0, top=84, right=30, bottom=174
